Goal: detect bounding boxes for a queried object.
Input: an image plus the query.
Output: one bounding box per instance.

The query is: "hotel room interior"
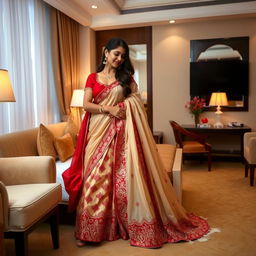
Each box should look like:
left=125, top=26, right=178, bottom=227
left=0, top=0, right=256, bottom=255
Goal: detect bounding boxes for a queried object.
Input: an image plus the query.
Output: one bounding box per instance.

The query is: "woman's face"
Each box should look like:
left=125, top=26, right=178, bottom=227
left=105, top=46, right=126, bottom=68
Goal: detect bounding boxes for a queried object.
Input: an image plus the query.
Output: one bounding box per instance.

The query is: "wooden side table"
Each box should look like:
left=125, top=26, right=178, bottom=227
left=153, top=131, right=163, bottom=144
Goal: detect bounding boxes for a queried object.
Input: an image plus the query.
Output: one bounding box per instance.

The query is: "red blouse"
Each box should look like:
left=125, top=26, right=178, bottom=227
left=85, top=73, right=117, bottom=98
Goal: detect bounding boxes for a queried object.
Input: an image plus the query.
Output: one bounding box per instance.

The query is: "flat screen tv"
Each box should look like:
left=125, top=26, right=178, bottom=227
left=190, top=60, right=249, bottom=100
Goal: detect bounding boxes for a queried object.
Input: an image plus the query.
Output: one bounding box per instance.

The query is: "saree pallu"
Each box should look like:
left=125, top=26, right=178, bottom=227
left=63, top=81, right=209, bottom=248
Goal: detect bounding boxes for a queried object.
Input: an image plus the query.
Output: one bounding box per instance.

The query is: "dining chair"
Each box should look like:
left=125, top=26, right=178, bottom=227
left=169, top=120, right=212, bottom=171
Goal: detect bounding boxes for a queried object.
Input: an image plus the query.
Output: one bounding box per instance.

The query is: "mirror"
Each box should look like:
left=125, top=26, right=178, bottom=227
left=197, top=44, right=242, bottom=61
left=190, top=37, right=249, bottom=111
left=129, top=44, right=147, bottom=105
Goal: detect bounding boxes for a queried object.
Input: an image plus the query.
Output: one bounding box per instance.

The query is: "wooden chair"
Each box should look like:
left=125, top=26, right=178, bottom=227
left=170, top=120, right=212, bottom=171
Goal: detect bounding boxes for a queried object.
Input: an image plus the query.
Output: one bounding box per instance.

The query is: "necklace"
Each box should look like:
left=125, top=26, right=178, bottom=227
left=102, top=71, right=115, bottom=80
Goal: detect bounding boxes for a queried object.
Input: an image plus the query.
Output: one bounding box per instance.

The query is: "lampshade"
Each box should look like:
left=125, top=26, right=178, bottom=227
left=209, top=92, right=228, bottom=128
left=209, top=92, right=228, bottom=107
left=70, top=89, right=84, bottom=107
left=0, top=69, right=16, bottom=102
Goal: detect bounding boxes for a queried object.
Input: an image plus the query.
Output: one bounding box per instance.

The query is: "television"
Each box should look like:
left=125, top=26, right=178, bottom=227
left=190, top=60, right=249, bottom=101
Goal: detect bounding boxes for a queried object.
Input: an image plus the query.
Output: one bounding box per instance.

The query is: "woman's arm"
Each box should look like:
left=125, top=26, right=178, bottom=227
left=83, top=88, right=125, bottom=119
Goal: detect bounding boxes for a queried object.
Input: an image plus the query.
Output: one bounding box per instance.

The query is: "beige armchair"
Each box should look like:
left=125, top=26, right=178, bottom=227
left=0, top=156, right=62, bottom=256
left=244, top=132, right=256, bottom=186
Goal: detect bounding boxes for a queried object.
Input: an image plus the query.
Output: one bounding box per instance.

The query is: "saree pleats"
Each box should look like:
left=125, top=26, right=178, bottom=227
left=64, top=80, right=209, bottom=248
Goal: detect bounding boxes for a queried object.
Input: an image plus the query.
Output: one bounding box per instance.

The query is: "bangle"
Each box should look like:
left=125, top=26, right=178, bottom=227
left=99, top=105, right=108, bottom=114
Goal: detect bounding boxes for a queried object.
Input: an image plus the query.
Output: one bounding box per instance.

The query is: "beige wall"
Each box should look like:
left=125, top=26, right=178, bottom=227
left=153, top=18, right=256, bottom=144
left=79, top=26, right=96, bottom=88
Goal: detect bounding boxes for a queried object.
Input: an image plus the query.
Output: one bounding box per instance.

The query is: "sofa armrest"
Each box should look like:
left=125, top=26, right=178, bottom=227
left=0, top=156, right=56, bottom=185
left=172, top=148, right=183, bottom=203
left=244, top=133, right=256, bottom=164
left=0, top=181, right=9, bottom=231
left=244, top=132, right=256, bottom=146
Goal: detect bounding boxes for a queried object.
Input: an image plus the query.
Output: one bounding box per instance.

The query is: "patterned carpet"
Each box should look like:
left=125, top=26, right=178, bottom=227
left=4, top=161, right=256, bottom=256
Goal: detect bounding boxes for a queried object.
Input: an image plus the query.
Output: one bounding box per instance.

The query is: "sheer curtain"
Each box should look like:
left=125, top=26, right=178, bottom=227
left=0, top=0, right=60, bottom=135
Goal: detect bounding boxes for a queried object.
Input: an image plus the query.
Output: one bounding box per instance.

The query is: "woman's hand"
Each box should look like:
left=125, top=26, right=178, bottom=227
left=104, top=105, right=126, bottom=119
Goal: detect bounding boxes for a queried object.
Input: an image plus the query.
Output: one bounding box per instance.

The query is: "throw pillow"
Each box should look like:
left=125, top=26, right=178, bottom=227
left=64, top=116, right=79, bottom=146
left=54, top=133, right=75, bottom=162
left=37, top=124, right=57, bottom=159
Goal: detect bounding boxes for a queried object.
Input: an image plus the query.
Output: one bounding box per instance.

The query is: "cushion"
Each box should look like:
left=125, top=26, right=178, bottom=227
left=182, top=141, right=206, bottom=153
left=64, top=116, right=79, bottom=146
left=54, top=133, right=75, bottom=162
left=37, top=124, right=57, bottom=159
left=6, top=183, right=61, bottom=230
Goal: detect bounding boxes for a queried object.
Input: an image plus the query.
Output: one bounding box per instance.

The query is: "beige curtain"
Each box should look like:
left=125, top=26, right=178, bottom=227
left=50, top=8, right=81, bottom=125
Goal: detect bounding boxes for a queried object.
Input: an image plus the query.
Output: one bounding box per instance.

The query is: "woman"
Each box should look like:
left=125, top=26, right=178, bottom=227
left=63, top=38, right=209, bottom=248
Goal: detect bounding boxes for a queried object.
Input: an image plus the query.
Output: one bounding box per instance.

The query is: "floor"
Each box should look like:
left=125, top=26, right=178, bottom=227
left=4, top=161, right=256, bottom=256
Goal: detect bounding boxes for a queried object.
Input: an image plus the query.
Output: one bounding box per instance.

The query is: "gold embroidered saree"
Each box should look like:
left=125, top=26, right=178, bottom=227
left=63, top=74, right=209, bottom=248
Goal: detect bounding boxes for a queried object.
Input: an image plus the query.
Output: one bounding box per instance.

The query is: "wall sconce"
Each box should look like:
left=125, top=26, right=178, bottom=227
left=0, top=69, right=16, bottom=102
left=209, top=92, right=228, bottom=128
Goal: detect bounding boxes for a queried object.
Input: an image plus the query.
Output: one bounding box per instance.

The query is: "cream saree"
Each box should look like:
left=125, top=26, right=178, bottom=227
left=63, top=79, right=209, bottom=248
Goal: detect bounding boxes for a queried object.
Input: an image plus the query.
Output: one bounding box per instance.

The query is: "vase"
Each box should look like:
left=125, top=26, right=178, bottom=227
left=194, top=115, right=200, bottom=127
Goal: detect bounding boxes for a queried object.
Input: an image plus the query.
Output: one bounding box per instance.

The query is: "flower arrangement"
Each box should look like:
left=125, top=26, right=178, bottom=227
left=185, top=97, right=206, bottom=125
left=185, top=97, right=206, bottom=115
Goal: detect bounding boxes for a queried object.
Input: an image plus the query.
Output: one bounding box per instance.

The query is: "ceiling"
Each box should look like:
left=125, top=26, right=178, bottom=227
left=43, top=0, right=256, bottom=30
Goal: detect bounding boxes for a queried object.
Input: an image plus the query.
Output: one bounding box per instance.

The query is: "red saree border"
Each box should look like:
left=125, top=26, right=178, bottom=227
left=113, top=118, right=128, bottom=239
left=94, top=81, right=120, bottom=104
left=62, top=112, right=91, bottom=212
left=84, top=119, right=117, bottom=181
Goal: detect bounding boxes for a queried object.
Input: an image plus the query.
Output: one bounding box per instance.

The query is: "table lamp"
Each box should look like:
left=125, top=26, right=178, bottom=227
left=70, top=89, right=84, bottom=108
left=209, top=92, right=228, bottom=128
left=70, top=89, right=85, bottom=123
left=0, top=69, right=16, bottom=102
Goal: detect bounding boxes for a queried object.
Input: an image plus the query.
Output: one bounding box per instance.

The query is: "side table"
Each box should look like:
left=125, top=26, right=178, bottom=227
left=153, top=131, right=163, bottom=144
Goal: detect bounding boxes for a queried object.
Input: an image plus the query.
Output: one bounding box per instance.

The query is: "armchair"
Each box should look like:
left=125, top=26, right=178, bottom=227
left=0, top=156, right=62, bottom=256
left=170, top=120, right=212, bottom=172
left=244, top=132, right=256, bottom=186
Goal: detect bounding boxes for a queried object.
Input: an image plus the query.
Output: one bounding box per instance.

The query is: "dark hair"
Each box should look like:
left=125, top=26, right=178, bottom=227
left=97, top=38, right=134, bottom=97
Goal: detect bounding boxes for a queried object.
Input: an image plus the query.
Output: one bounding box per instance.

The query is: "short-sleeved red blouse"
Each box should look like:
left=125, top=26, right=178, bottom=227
left=85, top=73, right=117, bottom=98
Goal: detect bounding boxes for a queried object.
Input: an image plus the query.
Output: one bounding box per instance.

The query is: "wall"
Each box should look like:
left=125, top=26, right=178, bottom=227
left=79, top=26, right=96, bottom=88
left=153, top=17, right=256, bottom=144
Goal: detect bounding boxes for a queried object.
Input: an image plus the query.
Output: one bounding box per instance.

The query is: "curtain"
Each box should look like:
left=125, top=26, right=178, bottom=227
left=50, top=9, right=80, bottom=125
left=0, top=0, right=60, bottom=135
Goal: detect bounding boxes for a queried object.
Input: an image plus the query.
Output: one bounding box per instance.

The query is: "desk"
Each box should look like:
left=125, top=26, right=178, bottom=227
left=181, top=125, right=251, bottom=160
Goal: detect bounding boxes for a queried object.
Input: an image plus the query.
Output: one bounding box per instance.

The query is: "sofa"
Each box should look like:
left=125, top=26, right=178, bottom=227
left=0, top=122, right=183, bottom=203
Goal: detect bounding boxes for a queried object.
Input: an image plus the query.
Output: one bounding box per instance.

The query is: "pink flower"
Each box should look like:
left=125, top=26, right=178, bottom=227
left=185, top=97, right=206, bottom=116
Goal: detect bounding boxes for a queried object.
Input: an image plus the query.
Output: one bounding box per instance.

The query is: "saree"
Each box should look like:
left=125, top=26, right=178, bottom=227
left=62, top=73, right=209, bottom=248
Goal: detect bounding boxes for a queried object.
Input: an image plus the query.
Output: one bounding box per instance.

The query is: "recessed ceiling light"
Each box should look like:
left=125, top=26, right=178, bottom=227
left=169, top=20, right=175, bottom=24
left=91, top=5, right=98, bottom=9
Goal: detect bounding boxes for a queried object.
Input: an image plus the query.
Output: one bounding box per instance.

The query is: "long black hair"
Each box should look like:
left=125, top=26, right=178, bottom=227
left=97, top=38, right=134, bottom=97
